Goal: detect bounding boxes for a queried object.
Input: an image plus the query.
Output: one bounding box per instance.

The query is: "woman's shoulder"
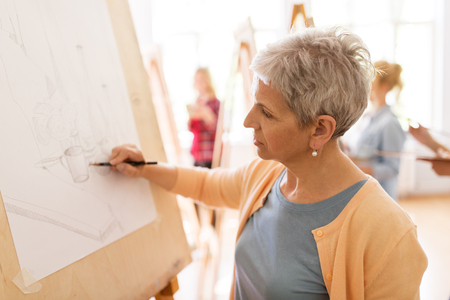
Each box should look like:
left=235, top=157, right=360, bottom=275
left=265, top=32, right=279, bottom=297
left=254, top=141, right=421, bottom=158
left=207, top=97, right=220, bottom=105
left=339, top=179, right=424, bottom=276
left=206, top=97, right=220, bottom=113
left=208, top=97, right=220, bottom=102
left=348, top=178, right=416, bottom=232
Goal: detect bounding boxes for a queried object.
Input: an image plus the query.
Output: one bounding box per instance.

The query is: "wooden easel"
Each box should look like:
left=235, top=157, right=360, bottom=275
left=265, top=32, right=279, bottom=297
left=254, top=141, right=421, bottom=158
left=290, top=4, right=314, bottom=31
left=212, top=17, right=257, bottom=169
left=0, top=0, right=191, bottom=299
left=195, top=17, right=258, bottom=300
left=146, top=46, right=202, bottom=251
left=146, top=46, right=183, bottom=165
left=155, top=277, right=179, bottom=300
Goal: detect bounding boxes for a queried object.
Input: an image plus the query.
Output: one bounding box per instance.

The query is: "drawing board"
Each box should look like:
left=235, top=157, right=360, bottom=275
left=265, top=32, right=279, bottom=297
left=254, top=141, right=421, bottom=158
left=0, top=0, right=191, bottom=299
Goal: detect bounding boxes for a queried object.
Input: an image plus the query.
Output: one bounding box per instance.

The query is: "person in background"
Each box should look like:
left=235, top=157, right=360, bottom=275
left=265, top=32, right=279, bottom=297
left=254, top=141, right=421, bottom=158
left=187, top=68, right=220, bottom=169
left=409, top=124, right=450, bottom=176
left=350, top=61, right=405, bottom=201
left=110, top=27, right=427, bottom=299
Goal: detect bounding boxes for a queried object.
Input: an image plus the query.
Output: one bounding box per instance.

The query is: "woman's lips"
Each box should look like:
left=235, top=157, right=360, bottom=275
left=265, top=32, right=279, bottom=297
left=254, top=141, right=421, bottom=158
left=253, top=138, right=263, bottom=146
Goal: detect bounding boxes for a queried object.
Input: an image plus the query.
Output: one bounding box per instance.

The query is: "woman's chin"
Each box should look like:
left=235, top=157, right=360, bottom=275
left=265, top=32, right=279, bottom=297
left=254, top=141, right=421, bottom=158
left=255, top=148, right=271, bottom=161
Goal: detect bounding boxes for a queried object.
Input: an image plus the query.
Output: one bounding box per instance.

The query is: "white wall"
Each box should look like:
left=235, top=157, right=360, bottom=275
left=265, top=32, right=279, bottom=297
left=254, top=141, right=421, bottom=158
left=399, top=0, right=450, bottom=197
left=441, top=0, right=450, bottom=134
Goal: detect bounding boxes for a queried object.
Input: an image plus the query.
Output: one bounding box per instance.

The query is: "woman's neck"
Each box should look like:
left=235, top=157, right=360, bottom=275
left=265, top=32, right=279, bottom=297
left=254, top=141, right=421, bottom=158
left=373, top=101, right=387, bottom=111
left=279, top=141, right=367, bottom=204
left=372, top=90, right=388, bottom=110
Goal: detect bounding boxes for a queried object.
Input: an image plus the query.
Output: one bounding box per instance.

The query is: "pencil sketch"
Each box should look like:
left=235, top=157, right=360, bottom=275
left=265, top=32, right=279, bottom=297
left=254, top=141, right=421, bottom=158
left=0, top=0, right=26, bottom=53
left=0, top=0, right=157, bottom=281
left=4, top=196, right=119, bottom=242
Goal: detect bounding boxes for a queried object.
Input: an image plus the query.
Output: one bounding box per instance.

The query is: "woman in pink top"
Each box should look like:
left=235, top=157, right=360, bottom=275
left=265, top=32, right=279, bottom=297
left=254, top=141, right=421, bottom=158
left=110, top=27, right=427, bottom=299
left=187, top=68, right=220, bottom=169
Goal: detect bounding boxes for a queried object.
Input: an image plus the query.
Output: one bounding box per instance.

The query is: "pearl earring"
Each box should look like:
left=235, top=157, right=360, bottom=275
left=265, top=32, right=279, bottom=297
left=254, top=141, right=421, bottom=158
left=312, top=149, right=318, bottom=157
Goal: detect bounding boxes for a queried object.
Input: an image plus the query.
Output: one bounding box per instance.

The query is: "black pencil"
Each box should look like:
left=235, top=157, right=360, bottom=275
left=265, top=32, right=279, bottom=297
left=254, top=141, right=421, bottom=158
left=90, top=161, right=158, bottom=166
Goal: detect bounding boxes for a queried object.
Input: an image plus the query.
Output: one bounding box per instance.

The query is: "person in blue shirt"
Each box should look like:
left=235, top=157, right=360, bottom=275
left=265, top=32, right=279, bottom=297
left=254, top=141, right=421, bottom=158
left=350, top=61, right=405, bottom=201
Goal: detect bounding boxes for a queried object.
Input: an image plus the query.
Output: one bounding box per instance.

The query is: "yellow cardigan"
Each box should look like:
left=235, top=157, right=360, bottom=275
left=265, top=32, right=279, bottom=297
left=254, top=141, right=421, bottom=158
left=171, top=158, right=428, bottom=299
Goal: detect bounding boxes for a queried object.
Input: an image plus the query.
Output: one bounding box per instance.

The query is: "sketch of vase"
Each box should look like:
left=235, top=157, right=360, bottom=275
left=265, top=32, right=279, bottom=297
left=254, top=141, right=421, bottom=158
left=60, top=146, right=89, bottom=183
left=32, top=101, right=92, bottom=183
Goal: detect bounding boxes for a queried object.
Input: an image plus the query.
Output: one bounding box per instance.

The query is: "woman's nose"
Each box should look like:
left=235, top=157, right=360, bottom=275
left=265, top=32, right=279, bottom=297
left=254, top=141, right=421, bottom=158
left=243, top=105, right=257, bottom=129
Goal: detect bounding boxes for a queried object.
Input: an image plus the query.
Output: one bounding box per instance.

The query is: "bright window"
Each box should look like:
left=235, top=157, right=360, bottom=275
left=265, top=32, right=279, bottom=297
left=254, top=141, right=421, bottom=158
left=312, top=0, right=438, bottom=128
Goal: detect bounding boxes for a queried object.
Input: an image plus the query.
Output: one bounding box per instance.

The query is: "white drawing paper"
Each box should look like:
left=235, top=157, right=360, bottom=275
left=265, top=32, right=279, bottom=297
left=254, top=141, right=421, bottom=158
left=0, top=0, right=157, bottom=280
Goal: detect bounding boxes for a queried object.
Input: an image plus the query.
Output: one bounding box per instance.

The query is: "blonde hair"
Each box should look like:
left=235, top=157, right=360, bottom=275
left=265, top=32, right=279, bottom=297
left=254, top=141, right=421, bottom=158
left=373, top=61, right=403, bottom=92
left=195, top=67, right=216, bottom=98
left=250, top=27, right=375, bottom=139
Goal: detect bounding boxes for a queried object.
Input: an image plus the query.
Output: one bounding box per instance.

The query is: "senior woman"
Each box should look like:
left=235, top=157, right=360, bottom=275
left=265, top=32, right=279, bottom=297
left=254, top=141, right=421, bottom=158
left=110, top=27, right=427, bottom=299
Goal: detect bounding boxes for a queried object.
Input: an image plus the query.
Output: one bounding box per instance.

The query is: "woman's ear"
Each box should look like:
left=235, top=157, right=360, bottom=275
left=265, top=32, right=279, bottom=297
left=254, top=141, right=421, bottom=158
left=309, top=115, right=336, bottom=149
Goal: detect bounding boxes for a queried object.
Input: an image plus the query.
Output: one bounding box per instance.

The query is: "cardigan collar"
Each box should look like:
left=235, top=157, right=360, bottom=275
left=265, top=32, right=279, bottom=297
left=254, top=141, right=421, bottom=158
left=236, top=171, right=377, bottom=241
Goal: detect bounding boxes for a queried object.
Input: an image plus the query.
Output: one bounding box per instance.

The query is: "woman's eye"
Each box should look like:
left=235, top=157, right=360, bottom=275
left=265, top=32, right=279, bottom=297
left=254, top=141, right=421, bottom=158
left=262, top=109, right=271, bottom=118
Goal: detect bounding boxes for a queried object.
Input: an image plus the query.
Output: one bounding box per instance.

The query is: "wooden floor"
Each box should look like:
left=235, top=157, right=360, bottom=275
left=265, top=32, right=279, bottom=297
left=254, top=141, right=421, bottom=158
left=172, top=194, right=450, bottom=300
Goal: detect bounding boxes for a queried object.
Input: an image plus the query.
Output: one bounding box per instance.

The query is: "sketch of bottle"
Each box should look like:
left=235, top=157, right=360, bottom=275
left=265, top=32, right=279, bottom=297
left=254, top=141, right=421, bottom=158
left=1, top=0, right=26, bottom=54
left=76, top=45, right=109, bottom=147
left=60, top=146, right=89, bottom=183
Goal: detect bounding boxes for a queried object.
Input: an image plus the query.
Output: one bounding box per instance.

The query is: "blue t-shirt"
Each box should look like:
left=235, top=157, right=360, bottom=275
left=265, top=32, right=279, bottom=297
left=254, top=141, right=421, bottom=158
left=234, top=169, right=367, bottom=300
left=353, top=105, right=405, bottom=200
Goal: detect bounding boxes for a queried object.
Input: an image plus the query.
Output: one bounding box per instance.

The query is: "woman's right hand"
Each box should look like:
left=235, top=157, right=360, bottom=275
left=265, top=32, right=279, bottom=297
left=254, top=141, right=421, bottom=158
left=409, top=124, right=449, bottom=154
left=419, top=158, right=450, bottom=176
left=110, top=144, right=178, bottom=190
left=408, top=124, right=434, bottom=148
left=110, top=144, right=145, bottom=178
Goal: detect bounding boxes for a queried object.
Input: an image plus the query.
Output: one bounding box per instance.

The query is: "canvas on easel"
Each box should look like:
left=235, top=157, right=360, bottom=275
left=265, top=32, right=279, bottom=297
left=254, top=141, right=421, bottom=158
left=0, top=0, right=191, bottom=299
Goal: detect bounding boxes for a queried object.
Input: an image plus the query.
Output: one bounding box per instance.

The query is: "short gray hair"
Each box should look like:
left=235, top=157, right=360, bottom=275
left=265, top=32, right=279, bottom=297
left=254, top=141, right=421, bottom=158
left=250, top=27, right=375, bottom=138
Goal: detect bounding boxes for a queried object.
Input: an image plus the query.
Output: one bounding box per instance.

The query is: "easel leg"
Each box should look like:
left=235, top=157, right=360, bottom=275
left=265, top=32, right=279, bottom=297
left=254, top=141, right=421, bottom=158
left=155, top=277, right=179, bottom=300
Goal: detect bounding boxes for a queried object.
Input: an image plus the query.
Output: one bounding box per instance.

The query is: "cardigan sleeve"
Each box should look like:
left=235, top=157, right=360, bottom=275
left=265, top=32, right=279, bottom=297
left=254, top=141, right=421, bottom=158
left=169, top=158, right=282, bottom=210
left=364, top=227, right=428, bottom=299
left=169, top=164, right=247, bottom=210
